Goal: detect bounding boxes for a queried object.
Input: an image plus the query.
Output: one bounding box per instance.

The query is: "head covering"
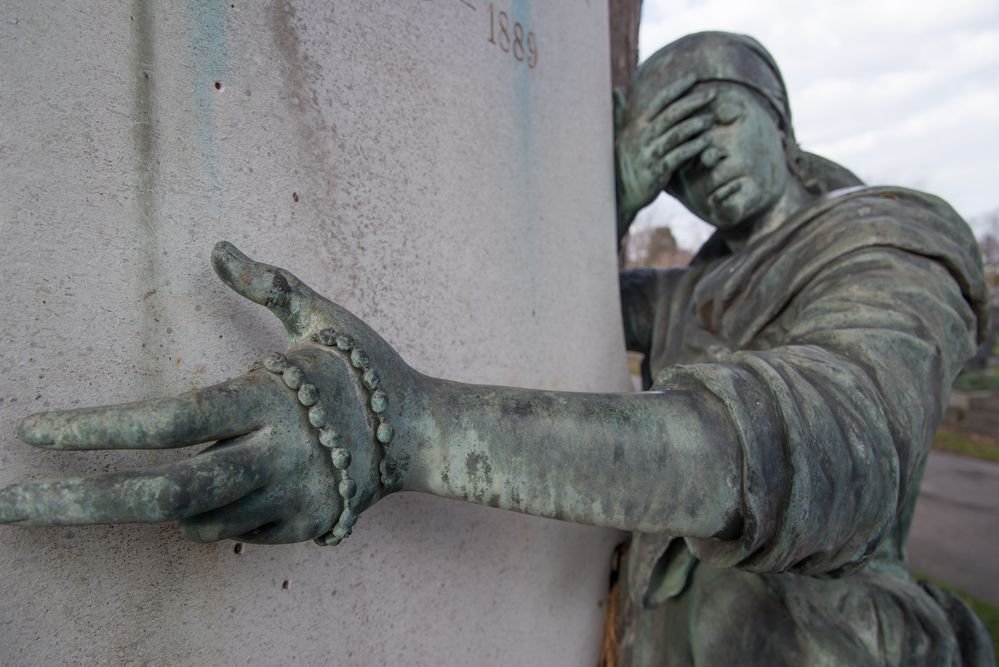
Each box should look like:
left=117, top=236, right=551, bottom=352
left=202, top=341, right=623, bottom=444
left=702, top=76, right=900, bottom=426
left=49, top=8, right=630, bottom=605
left=629, top=31, right=792, bottom=136
left=628, top=31, right=863, bottom=195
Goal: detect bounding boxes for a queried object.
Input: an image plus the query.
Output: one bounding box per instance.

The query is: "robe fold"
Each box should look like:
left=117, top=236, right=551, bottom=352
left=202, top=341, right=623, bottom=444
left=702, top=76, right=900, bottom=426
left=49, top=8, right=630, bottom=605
left=618, top=187, right=993, bottom=666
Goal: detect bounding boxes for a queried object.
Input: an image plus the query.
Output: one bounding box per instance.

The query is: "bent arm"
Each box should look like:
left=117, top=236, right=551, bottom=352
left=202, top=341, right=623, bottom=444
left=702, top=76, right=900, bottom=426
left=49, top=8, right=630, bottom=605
left=391, top=246, right=979, bottom=578
left=677, top=248, right=980, bottom=575
left=395, top=377, right=743, bottom=540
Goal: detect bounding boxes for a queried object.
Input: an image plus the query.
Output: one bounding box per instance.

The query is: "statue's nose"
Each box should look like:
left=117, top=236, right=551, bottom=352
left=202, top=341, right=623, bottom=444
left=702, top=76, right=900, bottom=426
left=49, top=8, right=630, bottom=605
left=700, top=146, right=724, bottom=169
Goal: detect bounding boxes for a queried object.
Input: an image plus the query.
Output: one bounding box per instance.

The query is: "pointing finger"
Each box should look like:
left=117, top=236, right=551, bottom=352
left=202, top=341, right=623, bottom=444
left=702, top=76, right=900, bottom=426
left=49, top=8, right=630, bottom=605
left=16, top=374, right=275, bottom=450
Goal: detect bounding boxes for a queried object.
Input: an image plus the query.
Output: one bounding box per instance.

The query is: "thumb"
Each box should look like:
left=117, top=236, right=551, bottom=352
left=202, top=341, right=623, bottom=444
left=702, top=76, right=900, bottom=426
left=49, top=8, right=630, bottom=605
left=211, top=241, right=322, bottom=339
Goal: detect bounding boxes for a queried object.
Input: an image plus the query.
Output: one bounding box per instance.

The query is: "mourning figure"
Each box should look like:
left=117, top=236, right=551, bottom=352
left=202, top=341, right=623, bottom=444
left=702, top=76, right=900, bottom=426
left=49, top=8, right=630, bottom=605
left=613, top=32, right=993, bottom=666
left=0, top=31, right=992, bottom=666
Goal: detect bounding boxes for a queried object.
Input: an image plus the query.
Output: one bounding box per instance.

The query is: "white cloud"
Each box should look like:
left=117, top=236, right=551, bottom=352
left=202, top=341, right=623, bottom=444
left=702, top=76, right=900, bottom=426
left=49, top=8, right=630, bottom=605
left=636, top=0, right=999, bottom=247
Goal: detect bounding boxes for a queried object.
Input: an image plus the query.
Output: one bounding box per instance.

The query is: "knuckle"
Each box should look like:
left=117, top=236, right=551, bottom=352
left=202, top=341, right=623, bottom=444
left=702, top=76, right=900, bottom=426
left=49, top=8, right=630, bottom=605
left=266, top=272, right=291, bottom=309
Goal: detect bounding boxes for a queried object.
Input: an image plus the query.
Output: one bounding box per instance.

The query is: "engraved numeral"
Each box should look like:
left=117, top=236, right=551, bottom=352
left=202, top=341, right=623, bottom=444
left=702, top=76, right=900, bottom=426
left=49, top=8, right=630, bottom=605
left=488, top=2, right=496, bottom=44
left=498, top=10, right=510, bottom=52
left=487, top=3, right=537, bottom=70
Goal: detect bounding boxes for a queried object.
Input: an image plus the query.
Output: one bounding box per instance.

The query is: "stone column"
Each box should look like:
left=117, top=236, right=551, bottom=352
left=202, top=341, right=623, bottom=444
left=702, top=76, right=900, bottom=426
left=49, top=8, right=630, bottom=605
left=0, top=1, right=627, bottom=664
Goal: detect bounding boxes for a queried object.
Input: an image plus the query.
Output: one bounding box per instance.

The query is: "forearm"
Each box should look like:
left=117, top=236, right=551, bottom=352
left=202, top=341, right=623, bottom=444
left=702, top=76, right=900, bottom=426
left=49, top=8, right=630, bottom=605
left=396, top=375, right=743, bottom=540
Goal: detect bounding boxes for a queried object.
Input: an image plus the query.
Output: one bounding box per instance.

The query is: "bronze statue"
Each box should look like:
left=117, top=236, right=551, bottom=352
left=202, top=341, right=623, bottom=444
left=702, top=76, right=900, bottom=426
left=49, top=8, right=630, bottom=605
left=0, top=31, right=992, bottom=666
left=613, top=32, right=993, bottom=666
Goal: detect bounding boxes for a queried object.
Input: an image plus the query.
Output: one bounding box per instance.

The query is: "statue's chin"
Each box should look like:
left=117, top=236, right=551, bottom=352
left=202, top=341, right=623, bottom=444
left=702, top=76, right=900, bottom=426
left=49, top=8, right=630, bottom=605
left=707, top=183, right=762, bottom=232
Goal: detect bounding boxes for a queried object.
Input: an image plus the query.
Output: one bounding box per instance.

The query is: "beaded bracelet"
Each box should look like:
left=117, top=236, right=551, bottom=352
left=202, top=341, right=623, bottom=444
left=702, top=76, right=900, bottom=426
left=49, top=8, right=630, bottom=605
left=260, top=326, right=397, bottom=547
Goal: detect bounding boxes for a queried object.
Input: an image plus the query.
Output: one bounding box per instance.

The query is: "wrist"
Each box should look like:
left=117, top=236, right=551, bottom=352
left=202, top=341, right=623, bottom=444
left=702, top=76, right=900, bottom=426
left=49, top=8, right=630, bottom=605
left=388, top=370, right=440, bottom=495
left=286, top=331, right=417, bottom=544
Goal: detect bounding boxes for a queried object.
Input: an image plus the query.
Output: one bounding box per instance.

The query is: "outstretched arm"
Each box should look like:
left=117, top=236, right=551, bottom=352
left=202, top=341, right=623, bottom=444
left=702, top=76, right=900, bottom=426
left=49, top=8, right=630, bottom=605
left=0, top=243, right=741, bottom=545
left=398, top=377, right=742, bottom=539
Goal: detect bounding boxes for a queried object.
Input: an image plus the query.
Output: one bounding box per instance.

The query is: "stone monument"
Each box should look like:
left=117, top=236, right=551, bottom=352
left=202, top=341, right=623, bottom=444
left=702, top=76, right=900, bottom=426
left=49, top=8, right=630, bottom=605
left=0, top=2, right=624, bottom=664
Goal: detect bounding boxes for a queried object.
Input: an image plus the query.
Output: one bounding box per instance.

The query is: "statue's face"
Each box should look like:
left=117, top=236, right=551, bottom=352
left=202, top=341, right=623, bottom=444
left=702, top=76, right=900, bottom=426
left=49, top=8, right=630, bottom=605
left=670, top=83, right=790, bottom=231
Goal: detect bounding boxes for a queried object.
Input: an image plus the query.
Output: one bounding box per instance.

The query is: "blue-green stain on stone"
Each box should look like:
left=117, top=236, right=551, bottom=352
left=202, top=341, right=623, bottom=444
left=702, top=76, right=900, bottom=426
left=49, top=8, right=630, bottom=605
left=183, top=0, right=230, bottom=187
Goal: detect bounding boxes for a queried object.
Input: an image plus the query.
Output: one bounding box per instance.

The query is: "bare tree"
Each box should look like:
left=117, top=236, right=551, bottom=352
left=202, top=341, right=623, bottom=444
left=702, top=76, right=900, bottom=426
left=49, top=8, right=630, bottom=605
left=623, top=225, right=694, bottom=269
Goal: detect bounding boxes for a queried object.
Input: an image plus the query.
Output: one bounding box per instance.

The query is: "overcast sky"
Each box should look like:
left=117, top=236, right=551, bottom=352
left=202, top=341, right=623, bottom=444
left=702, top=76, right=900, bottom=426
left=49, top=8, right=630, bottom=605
left=633, top=0, right=999, bottom=248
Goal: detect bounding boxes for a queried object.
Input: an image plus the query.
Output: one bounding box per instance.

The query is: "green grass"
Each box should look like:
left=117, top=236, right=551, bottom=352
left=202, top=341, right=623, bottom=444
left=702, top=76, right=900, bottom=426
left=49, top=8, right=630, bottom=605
left=933, top=428, right=999, bottom=464
left=953, top=369, right=999, bottom=391
left=916, top=574, right=999, bottom=655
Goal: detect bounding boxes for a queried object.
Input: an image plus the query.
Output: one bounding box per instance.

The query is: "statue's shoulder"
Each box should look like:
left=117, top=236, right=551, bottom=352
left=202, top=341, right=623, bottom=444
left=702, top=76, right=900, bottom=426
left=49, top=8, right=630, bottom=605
left=788, top=185, right=977, bottom=260
left=805, top=185, right=989, bottom=340
left=814, top=185, right=967, bottom=229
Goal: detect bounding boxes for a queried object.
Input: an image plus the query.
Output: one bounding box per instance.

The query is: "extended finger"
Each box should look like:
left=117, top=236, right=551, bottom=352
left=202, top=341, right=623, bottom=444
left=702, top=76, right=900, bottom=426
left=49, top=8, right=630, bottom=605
left=16, top=374, right=275, bottom=450
left=180, top=486, right=287, bottom=543
left=661, top=135, right=713, bottom=176
left=647, top=113, right=714, bottom=161
left=0, top=436, right=275, bottom=526
left=644, top=72, right=698, bottom=120
left=211, top=241, right=326, bottom=340
left=648, top=89, right=716, bottom=137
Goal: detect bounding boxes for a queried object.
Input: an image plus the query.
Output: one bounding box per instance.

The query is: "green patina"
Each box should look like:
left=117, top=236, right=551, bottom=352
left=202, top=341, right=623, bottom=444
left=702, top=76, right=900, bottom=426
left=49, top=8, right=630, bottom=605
left=1, top=30, right=993, bottom=667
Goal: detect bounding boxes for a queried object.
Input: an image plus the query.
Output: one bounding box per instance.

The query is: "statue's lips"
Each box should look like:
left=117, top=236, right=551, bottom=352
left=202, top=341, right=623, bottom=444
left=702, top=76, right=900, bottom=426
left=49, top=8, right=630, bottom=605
left=709, top=176, right=744, bottom=203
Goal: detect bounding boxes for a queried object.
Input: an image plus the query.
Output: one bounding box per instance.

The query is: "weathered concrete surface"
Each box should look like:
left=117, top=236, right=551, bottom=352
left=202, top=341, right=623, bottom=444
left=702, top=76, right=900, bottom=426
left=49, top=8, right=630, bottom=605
left=908, top=452, right=999, bottom=605
left=0, top=1, right=626, bottom=664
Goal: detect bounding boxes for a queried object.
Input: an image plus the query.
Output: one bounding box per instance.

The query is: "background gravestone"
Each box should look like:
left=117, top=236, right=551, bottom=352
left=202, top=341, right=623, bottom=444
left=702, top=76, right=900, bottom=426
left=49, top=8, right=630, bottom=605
left=0, top=2, right=627, bottom=663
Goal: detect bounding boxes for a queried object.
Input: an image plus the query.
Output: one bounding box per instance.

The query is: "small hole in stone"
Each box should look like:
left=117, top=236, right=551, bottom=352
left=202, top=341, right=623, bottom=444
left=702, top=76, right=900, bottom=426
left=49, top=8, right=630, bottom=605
left=292, top=192, right=299, bottom=203
left=214, top=81, right=223, bottom=91
left=282, top=580, right=290, bottom=590
left=233, top=543, right=243, bottom=555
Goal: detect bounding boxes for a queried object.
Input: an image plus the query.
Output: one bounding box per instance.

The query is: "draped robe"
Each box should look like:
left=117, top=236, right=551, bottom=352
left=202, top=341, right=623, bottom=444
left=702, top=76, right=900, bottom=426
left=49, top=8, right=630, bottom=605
left=618, top=187, right=994, bottom=666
